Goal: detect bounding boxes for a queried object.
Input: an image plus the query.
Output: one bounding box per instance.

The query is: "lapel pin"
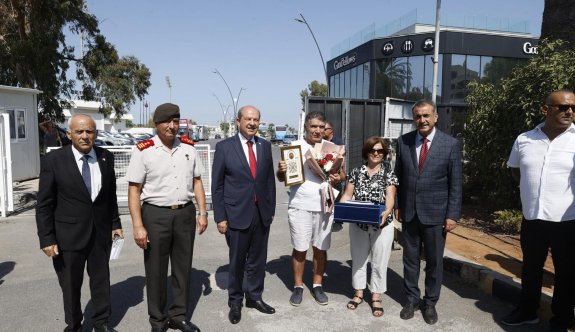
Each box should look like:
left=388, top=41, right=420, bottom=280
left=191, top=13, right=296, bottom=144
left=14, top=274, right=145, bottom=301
left=185, top=154, right=189, bottom=160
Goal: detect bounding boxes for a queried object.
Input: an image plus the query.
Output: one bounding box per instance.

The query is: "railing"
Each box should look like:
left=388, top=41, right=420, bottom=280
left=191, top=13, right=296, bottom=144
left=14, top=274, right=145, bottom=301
left=45, top=144, right=214, bottom=212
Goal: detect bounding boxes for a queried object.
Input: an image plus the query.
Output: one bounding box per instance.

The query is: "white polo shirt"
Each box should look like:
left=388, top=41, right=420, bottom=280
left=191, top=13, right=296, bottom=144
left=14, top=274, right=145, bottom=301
left=507, top=123, right=575, bottom=221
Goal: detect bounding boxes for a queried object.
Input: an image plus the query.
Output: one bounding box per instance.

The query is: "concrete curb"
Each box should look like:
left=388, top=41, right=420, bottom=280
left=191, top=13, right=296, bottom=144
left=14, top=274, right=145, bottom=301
left=443, top=255, right=553, bottom=321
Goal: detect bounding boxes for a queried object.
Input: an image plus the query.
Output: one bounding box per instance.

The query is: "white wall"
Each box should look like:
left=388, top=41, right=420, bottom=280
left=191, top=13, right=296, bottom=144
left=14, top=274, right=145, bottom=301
left=0, top=85, right=41, bottom=181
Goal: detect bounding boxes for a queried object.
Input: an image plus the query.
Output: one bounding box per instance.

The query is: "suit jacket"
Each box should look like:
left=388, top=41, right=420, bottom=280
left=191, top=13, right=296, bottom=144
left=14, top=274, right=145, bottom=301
left=394, top=129, right=462, bottom=225
left=36, top=145, right=121, bottom=251
left=212, top=135, right=276, bottom=229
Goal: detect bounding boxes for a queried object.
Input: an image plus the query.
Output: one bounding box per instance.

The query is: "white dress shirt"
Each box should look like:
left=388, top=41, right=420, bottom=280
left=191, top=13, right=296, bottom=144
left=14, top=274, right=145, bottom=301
left=71, top=146, right=102, bottom=201
left=238, top=133, right=257, bottom=163
left=507, top=123, right=575, bottom=221
left=416, top=127, right=436, bottom=160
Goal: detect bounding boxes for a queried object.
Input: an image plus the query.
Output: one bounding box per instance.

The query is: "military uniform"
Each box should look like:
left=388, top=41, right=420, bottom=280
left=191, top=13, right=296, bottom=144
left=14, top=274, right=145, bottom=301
left=126, top=134, right=204, bottom=328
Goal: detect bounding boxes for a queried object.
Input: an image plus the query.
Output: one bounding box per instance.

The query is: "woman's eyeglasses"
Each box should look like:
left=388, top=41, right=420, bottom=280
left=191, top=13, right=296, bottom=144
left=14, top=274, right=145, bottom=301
left=368, top=148, right=385, bottom=155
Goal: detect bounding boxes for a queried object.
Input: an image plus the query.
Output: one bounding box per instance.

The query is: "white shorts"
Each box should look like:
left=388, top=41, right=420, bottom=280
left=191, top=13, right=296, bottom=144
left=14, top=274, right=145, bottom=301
left=288, top=207, right=334, bottom=251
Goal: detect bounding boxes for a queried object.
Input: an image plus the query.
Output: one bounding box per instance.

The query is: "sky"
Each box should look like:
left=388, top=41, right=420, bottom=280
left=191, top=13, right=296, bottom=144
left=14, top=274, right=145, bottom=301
left=84, top=0, right=544, bottom=128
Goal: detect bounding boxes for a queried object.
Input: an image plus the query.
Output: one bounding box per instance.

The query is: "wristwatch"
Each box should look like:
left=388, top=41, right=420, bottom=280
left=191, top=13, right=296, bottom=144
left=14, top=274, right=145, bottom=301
left=197, top=211, right=208, bottom=217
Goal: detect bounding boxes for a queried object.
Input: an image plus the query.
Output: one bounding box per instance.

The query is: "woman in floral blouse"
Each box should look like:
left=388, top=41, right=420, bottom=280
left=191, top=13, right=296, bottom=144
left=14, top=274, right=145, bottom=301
left=339, top=136, right=398, bottom=317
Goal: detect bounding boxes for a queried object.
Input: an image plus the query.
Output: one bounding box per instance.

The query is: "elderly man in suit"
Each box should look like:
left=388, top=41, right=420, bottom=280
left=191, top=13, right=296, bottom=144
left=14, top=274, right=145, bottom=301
left=36, top=114, right=123, bottom=332
left=394, top=100, right=462, bottom=325
left=212, top=105, right=276, bottom=325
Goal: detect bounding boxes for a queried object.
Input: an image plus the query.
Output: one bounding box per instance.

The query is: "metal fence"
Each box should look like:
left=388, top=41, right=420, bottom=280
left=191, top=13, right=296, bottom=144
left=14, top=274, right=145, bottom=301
left=46, top=144, right=214, bottom=213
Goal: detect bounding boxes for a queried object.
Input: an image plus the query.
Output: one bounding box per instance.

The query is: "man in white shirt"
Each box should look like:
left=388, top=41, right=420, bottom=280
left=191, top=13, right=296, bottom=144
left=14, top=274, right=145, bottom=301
left=277, top=111, right=344, bottom=307
left=502, top=90, right=575, bottom=332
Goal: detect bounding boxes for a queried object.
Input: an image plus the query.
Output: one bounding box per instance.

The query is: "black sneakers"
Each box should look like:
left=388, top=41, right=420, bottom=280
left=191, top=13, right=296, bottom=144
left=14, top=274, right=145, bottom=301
left=289, top=287, right=304, bottom=306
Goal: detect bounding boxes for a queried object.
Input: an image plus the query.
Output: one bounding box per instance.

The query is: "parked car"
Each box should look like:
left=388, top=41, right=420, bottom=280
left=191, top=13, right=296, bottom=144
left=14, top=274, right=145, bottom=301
left=282, top=134, right=296, bottom=145
left=214, top=134, right=222, bottom=139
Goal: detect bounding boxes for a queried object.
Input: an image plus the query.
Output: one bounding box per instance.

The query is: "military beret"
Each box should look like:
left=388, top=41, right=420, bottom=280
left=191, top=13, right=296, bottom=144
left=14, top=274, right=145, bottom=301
left=153, top=103, right=180, bottom=123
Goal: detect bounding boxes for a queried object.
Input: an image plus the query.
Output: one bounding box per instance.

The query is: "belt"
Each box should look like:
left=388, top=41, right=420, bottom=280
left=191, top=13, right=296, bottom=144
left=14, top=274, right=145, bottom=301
left=144, top=202, right=192, bottom=210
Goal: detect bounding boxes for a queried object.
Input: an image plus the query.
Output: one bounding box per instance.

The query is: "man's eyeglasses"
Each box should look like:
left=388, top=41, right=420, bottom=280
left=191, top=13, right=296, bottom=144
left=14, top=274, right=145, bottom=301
left=368, top=148, right=385, bottom=155
left=547, top=104, right=575, bottom=112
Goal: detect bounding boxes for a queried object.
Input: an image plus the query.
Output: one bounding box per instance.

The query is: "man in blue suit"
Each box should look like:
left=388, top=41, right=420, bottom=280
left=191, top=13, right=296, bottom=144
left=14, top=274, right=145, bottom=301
left=212, top=105, right=277, bottom=325
left=394, top=100, right=462, bottom=325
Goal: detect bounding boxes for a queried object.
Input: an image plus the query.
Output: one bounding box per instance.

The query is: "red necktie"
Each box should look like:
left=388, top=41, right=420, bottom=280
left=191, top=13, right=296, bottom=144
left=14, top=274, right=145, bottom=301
left=418, top=137, right=428, bottom=172
left=247, top=140, right=257, bottom=179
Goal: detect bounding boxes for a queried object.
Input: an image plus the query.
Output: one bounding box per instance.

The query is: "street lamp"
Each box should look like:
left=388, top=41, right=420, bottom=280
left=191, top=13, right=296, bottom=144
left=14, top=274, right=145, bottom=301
left=212, top=69, right=246, bottom=136
left=212, top=68, right=246, bottom=119
left=165, top=76, right=172, bottom=102
left=213, top=93, right=232, bottom=136
left=294, top=13, right=329, bottom=96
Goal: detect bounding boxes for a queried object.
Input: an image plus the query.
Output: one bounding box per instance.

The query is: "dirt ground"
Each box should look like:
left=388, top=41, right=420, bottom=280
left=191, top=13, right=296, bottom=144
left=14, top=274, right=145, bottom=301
left=445, top=204, right=555, bottom=293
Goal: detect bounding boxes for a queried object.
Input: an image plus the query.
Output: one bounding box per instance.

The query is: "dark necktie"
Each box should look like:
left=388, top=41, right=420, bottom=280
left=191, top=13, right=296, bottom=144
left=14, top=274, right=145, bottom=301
left=82, top=155, right=92, bottom=195
left=247, top=140, right=257, bottom=179
left=418, top=137, right=428, bottom=173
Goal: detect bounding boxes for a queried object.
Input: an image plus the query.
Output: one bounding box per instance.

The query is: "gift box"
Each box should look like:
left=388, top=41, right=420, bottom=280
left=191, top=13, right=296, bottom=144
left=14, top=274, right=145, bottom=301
left=334, top=201, right=385, bottom=225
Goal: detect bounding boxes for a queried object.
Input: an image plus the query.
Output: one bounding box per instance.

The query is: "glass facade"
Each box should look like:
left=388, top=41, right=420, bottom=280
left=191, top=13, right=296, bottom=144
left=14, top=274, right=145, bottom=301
left=329, top=62, right=370, bottom=99
left=374, top=55, right=442, bottom=102
left=448, top=54, right=527, bottom=103
left=330, top=54, right=527, bottom=104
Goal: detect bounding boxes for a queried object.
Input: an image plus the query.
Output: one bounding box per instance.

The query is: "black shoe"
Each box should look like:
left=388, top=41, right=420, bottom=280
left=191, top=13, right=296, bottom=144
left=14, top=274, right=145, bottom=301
left=311, top=286, right=329, bottom=305
left=246, top=298, right=276, bottom=314
left=228, top=305, right=242, bottom=324
left=167, top=319, right=200, bottom=332
left=501, top=308, right=539, bottom=326
left=289, top=287, right=304, bottom=306
left=421, top=304, right=438, bottom=325
left=400, top=302, right=420, bottom=320
left=94, top=325, right=118, bottom=332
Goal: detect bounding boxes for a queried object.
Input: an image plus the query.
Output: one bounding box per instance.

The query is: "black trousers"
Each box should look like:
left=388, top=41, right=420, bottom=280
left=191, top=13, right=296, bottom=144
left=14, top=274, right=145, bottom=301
left=53, top=231, right=111, bottom=332
left=402, top=215, right=446, bottom=306
left=142, top=203, right=196, bottom=329
left=519, top=218, right=575, bottom=328
left=227, top=203, right=270, bottom=307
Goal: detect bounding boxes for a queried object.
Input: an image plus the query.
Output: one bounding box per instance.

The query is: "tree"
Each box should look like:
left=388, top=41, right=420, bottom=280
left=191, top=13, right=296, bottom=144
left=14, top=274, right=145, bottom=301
left=220, top=122, right=229, bottom=136
left=541, top=0, right=575, bottom=44
left=0, top=0, right=151, bottom=122
left=464, top=39, right=575, bottom=209
left=268, top=123, right=275, bottom=136
left=299, top=80, right=328, bottom=110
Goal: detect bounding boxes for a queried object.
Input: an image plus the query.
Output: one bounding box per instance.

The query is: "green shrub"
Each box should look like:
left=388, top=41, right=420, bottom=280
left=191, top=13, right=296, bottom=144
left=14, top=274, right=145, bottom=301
left=465, top=39, right=575, bottom=210
left=492, top=209, right=523, bottom=234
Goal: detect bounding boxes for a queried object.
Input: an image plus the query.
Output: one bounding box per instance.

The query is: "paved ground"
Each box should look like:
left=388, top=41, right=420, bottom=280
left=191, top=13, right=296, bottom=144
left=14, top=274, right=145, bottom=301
left=0, top=145, right=551, bottom=331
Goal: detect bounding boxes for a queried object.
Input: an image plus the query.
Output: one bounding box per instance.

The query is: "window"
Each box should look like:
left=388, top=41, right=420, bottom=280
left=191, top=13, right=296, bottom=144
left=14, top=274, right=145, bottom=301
left=4, top=109, right=26, bottom=140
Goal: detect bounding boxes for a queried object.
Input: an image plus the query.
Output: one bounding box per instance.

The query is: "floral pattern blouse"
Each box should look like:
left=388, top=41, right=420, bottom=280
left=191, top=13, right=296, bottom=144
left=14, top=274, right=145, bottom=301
left=347, top=162, right=399, bottom=231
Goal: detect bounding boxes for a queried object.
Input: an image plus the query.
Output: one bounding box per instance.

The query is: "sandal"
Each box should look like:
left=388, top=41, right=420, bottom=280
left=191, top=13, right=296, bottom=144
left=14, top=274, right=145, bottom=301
left=371, top=299, right=384, bottom=317
left=346, top=295, right=364, bottom=310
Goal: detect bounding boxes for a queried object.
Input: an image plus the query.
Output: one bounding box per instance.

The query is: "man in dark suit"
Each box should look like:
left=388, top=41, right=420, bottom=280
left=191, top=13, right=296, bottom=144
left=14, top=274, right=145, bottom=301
left=212, top=105, right=276, bottom=325
left=394, top=100, right=462, bottom=325
left=36, top=114, right=123, bottom=332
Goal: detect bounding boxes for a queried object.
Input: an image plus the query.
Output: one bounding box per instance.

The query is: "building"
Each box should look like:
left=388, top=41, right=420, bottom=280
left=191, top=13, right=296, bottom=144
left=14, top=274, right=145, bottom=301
left=60, top=100, right=134, bottom=132
left=0, top=85, right=42, bottom=182
left=327, top=15, right=538, bottom=136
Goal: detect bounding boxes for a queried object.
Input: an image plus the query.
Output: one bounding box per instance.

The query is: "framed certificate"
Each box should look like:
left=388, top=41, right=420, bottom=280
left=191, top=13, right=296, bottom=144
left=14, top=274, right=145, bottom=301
left=280, top=145, right=305, bottom=186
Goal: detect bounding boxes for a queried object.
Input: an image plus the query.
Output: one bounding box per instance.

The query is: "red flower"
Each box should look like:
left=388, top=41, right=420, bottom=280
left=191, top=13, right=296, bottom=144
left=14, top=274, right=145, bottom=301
left=318, top=159, right=327, bottom=166
left=325, top=154, right=334, bottom=161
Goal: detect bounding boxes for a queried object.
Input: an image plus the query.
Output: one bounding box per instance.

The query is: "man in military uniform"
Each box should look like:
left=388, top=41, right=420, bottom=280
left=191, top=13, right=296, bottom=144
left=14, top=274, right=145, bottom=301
left=126, top=103, right=208, bottom=332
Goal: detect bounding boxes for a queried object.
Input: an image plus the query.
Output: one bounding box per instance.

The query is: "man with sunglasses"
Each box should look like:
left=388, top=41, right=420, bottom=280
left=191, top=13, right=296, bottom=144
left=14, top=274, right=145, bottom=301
left=502, top=90, right=575, bottom=331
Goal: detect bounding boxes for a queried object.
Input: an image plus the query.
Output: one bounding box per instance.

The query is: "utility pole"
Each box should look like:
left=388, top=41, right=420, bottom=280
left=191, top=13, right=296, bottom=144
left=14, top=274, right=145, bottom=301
left=431, top=0, right=441, bottom=104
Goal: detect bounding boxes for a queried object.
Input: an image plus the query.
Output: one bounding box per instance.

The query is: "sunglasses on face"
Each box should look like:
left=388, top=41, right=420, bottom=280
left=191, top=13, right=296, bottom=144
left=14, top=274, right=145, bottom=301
left=368, top=148, right=385, bottom=155
left=547, top=104, right=575, bottom=112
